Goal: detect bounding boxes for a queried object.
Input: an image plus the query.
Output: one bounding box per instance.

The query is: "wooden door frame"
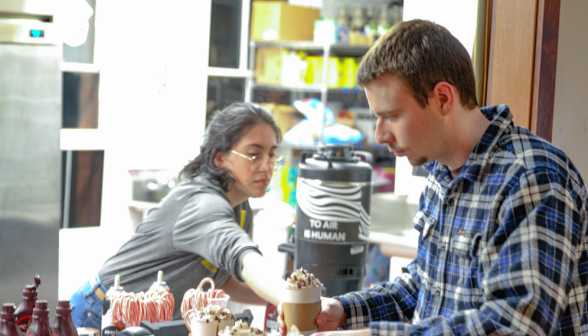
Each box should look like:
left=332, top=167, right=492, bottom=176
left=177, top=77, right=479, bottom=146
left=530, top=0, right=561, bottom=142
left=487, top=0, right=560, bottom=142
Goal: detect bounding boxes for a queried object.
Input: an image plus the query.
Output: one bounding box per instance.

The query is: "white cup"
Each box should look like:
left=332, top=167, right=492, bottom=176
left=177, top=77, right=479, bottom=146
left=190, top=318, right=220, bottom=336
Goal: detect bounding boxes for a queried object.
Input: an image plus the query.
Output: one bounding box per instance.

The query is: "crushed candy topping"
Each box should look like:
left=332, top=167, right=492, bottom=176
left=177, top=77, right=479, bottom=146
left=192, top=304, right=235, bottom=322
left=221, top=320, right=264, bottom=336
left=286, top=268, right=322, bottom=289
left=290, top=325, right=301, bottom=336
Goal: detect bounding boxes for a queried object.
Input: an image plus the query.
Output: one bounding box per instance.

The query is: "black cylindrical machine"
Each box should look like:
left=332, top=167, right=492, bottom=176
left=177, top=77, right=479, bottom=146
left=295, top=145, right=372, bottom=296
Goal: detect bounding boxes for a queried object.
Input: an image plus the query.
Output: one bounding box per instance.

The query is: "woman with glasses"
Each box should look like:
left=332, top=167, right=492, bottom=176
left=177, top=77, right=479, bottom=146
left=70, top=102, right=286, bottom=329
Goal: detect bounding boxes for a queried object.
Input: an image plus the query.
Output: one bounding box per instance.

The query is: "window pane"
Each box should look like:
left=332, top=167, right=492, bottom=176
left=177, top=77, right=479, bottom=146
left=207, top=76, right=245, bottom=126
left=62, top=72, right=100, bottom=129
left=62, top=0, right=97, bottom=64
left=61, top=150, right=104, bottom=228
left=209, top=0, right=243, bottom=68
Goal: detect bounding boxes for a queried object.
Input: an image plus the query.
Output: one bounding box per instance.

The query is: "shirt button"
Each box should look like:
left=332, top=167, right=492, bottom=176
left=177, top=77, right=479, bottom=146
left=448, top=198, right=454, bottom=206
left=440, top=244, right=446, bottom=251
left=435, top=289, right=441, bottom=297
left=87, top=312, right=92, bottom=317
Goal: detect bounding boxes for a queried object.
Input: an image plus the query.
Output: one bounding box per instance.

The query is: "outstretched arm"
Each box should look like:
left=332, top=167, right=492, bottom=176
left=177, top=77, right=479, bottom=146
left=240, top=251, right=283, bottom=305
left=219, top=276, right=267, bottom=305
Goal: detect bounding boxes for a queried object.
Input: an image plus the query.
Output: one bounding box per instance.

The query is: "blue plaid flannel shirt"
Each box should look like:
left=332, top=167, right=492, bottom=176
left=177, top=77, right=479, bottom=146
left=334, top=105, right=588, bottom=335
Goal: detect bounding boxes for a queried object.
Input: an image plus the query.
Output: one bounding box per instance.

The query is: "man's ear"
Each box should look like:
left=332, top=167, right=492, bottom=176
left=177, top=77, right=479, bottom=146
left=432, top=82, right=455, bottom=115
left=214, top=151, right=225, bottom=168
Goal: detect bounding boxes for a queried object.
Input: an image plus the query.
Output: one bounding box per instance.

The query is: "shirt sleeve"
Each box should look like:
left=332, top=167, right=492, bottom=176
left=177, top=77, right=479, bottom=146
left=358, top=168, right=587, bottom=336
left=172, top=191, right=261, bottom=282
left=334, top=258, right=420, bottom=330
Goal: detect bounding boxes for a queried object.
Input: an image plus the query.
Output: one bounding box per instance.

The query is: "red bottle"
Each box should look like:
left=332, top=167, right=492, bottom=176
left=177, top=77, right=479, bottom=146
left=25, top=300, right=51, bottom=336
left=0, top=303, right=24, bottom=336
left=50, top=301, right=77, bottom=336
left=15, top=285, right=38, bottom=333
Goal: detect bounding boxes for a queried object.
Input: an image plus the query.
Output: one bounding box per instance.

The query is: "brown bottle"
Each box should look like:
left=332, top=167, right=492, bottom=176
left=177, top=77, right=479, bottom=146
left=15, top=286, right=37, bottom=333
left=0, top=303, right=24, bottom=336
left=24, top=301, right=51, bottom=336
left=50, top=301, right=77, bottom=336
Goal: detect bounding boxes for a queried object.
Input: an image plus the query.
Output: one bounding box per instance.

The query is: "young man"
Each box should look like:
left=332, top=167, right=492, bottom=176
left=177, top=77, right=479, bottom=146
left=279, top=20, right=588, bottom=335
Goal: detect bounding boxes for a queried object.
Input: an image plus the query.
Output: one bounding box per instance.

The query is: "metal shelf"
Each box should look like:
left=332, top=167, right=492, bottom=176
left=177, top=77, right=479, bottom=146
left=330, top=44, right=371, bottom=56
left=329, top=87, right=365, bottom=94
left=250, top=41, right=370, bottom=57
left=252, top=83, right=365, bottom=94
left=60, top=129, right=104, bottom=150
left=246, top=40, right=371, bottom=143
left=251, top=40, right=324, bottom=51
left=280, top=142, right=388, bottom=152
left=208, top=67, right=252, bottom=78
left=61, top=62, right=100, bottom=73
left=253, top=83, right=323, bottom=92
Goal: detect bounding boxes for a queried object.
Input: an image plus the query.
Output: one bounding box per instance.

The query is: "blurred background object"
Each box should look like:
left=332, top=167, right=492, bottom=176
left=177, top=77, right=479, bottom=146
left=0, top=0, right=62, bottom=311
left=7, top=0, right=583, bottom=331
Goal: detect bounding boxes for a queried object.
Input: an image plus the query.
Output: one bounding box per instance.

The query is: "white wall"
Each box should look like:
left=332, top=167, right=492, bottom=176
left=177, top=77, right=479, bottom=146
left=95, top=0, right=210, bottom=232
left=395, top=0, right=479, bottom=201
left=403, top=0, right=478, bottom=56
left=552, top=1, right=588, bottom=181
left=58, top=0, right=211, bottom=298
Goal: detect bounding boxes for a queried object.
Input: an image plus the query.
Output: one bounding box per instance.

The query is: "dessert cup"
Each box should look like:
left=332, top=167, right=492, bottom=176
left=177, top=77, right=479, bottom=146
left=282, top=286, right=322, bottom=336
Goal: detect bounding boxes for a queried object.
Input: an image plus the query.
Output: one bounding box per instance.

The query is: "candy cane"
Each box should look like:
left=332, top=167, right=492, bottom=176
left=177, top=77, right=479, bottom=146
left=181, top=288, right=197, bottom=318
left=146, top=288, right=174, bottom=322
left=109, top=290, right=175, bottom=327
left=181, top=277, right=226, bottom=318
left=160, top=290, right=175, bottom=321
left=184, top=308, right=197, bottom=333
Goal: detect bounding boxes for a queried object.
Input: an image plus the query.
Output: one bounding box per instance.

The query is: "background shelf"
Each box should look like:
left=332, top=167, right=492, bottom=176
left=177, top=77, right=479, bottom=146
left=253, top=83, right=323, bottom=92
left=251, top=41, right=371, bottom=57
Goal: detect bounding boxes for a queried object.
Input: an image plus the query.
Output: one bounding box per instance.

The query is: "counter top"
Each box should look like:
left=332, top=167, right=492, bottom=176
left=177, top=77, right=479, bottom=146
left=369, top=229, right=418, bottom=259
left=368, top=192, right=419, bottom=259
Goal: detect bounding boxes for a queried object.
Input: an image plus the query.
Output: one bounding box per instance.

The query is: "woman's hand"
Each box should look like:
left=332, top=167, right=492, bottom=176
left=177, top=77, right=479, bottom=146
left=278, top=297, right=347, bottom=336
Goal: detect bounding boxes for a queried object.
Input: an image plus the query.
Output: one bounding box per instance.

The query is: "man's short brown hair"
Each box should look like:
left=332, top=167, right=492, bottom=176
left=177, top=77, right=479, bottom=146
left=356, top=19, right=478, bottom=109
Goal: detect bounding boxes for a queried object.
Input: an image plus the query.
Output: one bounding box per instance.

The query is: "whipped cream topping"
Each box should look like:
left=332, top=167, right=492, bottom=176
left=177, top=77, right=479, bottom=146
left=191, top=304, right=235, bottom=322
left=289, top=325, right=301, bottom=336
left=285, top=268, right=322, bottom=289
left=220, top=319, right=264, bottom=336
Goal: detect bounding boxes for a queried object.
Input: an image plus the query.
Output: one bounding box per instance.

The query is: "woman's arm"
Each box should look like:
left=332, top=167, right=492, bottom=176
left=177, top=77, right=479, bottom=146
left=219, top=276, right=266, bottom=305
left=240, top=251, right=284, bottom=305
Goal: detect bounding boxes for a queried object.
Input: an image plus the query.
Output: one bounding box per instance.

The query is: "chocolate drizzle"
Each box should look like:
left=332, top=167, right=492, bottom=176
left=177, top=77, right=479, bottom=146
left=286, top=268, right=322, bottom=289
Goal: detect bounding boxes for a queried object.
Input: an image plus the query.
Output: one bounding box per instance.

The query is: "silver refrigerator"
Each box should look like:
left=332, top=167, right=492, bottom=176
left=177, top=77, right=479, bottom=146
left=0, top=0, right=61, bottom=307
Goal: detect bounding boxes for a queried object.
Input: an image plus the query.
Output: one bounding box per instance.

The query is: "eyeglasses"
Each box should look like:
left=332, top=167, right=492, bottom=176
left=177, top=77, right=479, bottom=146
left=230, top=150, right=285, bottom=171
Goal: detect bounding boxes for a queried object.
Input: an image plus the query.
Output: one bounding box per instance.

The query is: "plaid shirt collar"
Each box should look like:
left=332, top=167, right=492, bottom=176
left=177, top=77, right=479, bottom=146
left=424, top=104, right=514, bottom=186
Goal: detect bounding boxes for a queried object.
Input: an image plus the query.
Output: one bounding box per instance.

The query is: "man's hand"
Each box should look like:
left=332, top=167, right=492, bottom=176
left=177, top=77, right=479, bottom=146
left=278, top=302, right=287, bottom=336
left=278, top=298, right=347, bottom=336
left=316, top=298, right=347, bottom=331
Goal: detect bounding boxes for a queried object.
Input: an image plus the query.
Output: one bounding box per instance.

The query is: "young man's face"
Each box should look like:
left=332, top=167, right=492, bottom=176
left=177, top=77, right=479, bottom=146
left=365, top=74, right=447, bottom=166
left=222, top=123, right=278, bottom=199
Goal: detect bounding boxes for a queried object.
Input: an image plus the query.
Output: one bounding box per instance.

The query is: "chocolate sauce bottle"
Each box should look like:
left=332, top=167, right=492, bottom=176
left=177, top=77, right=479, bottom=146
left=25, top=300, right=51, bottom=336
left=50, top=301, right=77, bottom=336
left=0, top=303, right=24, bottom=336
left=15, top=276, right=41, bottom=334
